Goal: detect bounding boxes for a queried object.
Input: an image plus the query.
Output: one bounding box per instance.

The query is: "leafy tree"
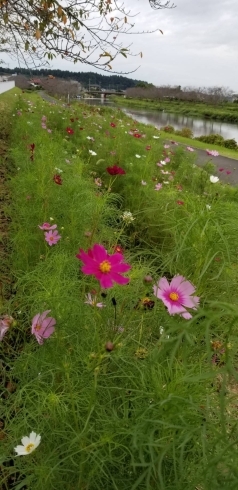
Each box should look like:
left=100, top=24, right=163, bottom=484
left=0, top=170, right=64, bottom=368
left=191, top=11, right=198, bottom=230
left=0, top=0, right=174, bottom=72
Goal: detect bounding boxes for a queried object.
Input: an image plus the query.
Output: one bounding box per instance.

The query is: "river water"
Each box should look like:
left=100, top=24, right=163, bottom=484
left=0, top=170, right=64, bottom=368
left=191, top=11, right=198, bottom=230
left=84, top=98, right=238, bottom=142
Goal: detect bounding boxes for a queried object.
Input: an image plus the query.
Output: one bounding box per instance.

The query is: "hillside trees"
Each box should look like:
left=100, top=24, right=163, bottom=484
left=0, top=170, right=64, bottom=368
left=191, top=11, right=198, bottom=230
left=0, top=0, right=174, bottom=72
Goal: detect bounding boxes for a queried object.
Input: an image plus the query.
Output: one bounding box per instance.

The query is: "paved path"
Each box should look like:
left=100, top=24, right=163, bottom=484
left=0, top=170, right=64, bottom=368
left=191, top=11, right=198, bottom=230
left=194, top=148, right=238, bottom=185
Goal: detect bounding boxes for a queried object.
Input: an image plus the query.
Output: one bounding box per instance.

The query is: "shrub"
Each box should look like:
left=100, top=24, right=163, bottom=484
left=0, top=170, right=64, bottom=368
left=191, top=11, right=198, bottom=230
left=195, top=133, right=225, bottom=145
left=175, top=127, right=194, bottom=138
left=223, top=138, right=238, bottom=150
left=160, top=124, right=175, bottom=133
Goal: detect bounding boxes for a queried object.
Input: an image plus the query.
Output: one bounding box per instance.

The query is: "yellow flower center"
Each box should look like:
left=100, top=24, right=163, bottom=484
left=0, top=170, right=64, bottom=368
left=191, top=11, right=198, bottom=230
left=169, top=292, right=179, bottom=301
left=99, top=260, right=111, bottom=273
left=25, top=443, right=35, bottom=453
left=35, top=324, right=41, bottom=331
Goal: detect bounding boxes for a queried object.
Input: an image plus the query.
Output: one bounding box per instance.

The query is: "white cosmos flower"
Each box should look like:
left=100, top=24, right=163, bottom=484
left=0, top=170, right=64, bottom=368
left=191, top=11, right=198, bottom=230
left=135, top=154, right=141, bottom=158
left=121, top=211, right=135, bottom=223
left=89, top=150, right=97, bottom=156
left=55, top=167, right=63, bottom=173
left=210, top=175, right=219, bottom=183
left=153, top=136, right=160, bottom=139
left=206, top=204, right=211, bottom=210
left=14, top=431, right=41, bottom=456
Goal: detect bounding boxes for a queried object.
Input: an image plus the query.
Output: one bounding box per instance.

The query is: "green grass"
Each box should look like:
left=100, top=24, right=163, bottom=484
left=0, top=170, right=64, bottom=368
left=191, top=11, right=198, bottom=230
left=1, top=91, right=238, bottom=490
left=113, top=96, right=238, bottom=124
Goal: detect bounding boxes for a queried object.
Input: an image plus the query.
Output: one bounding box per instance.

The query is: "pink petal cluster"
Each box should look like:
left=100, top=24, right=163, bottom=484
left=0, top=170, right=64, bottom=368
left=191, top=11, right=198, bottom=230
left=31, top=310, right=56, bottom=344
left=153, top=275, right=200, bottom=319
left=38, top=222, right=57, bottom=231
left=76, top=243, right=131, bottom=289
left=84, top=293, right=106, bottom=308
left=186, top=146, right=194, bottom=152
left=0, top=315, right=14, bottom=341
left=206, top=149, right=219, bottom=157
left=38, top=221, right=61, bottom=245
left=45, top=230, right=61, bottom=246
left=155, top=183, right=163, bottom=191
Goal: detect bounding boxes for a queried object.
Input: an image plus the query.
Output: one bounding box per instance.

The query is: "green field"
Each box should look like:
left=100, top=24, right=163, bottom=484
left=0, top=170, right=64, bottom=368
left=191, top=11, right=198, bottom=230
left=1, top=89, right=238, bottom=490
left=114, top=96, right=238, bottom=124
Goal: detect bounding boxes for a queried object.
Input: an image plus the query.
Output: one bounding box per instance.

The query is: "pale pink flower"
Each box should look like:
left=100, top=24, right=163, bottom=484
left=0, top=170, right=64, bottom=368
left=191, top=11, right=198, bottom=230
left=38, top=222, right=57, bottom=231
left=31, top=310, right=56, bottom=344
left=0, top=315, right=14, bottom=341
left=165, top=157, right=170, bottom=163
left=44, top=230, right=61, bottom=246
left=155, top=183, right=163, bottom=191
left=206, top=149, right=219, bottom=157
left=95, top=178, right=102, bottom=187
left=164, top=144, right=170, bottom=149
left=84, top=293, right=106, bottom=308
left=186, top=146, right=194, bottom=152
left=153, top=275, right=199, bottom=319
left=47, top=129, right=52, bottom=133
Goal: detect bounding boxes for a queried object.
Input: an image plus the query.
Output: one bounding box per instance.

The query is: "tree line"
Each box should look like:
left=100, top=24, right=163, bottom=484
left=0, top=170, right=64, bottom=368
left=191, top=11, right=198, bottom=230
left=0, top=66, right=147, bottom=91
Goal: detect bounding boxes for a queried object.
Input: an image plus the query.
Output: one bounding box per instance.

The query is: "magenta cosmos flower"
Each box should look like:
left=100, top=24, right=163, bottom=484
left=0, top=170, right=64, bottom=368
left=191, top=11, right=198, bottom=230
left=76, top=244, right=131, bottom=288
left=153, top=275, right=200, bottom=319
left=44, top=230, right=61, bottom=246
left=106, top=165, right=126, bottom=175
left=31, top=310, right=56, bottom=344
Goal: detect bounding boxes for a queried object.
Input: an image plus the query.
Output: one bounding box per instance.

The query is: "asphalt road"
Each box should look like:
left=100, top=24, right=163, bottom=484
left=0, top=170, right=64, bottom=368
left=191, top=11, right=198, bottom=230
left=192, top=148, right=238, bottom=185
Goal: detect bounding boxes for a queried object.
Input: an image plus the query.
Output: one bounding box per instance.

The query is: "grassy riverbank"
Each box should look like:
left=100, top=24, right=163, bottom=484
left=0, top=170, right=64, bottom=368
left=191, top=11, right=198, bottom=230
left=113, top=96, right=238, bottom=124
left=159, top=130, right=238, bottom=160
left=2, top=90, right=238, bottom=490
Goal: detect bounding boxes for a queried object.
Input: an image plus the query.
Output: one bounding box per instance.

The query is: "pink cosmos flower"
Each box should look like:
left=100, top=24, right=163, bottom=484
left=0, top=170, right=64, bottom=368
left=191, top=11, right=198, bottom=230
left=146, top=145, right=151, bottom=150
left=226, top=170, right=231, bottom=175
left=177, top=200, right=184, bottom=205
left=155, top=183, right=163, bottom=191
left=170, top=140, right=179, bottom=145
left=186, top=146, right=194, bottom=152
left=44, top=230, right=61, bottom=246
left=38, top=222, right=57, bottom=231
left=76, top=243, right=131, bottom=289
left=157, top=161, right=166, bottom=167
left=31, top=310, right=56, bottom=344
left=164, top=144, right=170, bottom=149
left=153, top=275, right=199, bottom=319
left=0, top=315, right=14, bottom=341
left=206, top=149, right=219, bottom=157
left=219, top=168, right=224, bottom=172
left=84, top=293, right=106, bottom=308
left=165, top=157, right=170, bottom=163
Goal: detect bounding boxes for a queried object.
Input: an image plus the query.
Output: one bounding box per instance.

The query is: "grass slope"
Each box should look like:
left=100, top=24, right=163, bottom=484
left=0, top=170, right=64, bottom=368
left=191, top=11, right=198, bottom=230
left=1, top=91, right=238, bottom=490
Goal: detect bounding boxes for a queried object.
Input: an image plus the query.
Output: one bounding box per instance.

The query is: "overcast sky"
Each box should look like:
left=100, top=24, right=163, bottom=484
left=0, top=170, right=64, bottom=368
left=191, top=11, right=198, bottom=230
left=3, top=0, right=238, bottom=91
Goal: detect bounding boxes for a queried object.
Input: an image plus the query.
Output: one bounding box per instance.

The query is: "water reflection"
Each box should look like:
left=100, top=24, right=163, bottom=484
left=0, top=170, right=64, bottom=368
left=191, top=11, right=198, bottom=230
left=82, top=98, right=238, bottom=142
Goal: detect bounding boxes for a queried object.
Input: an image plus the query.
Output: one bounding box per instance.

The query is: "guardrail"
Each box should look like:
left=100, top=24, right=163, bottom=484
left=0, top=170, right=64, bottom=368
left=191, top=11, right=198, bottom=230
left=0, top=81, right=15, bottom=94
